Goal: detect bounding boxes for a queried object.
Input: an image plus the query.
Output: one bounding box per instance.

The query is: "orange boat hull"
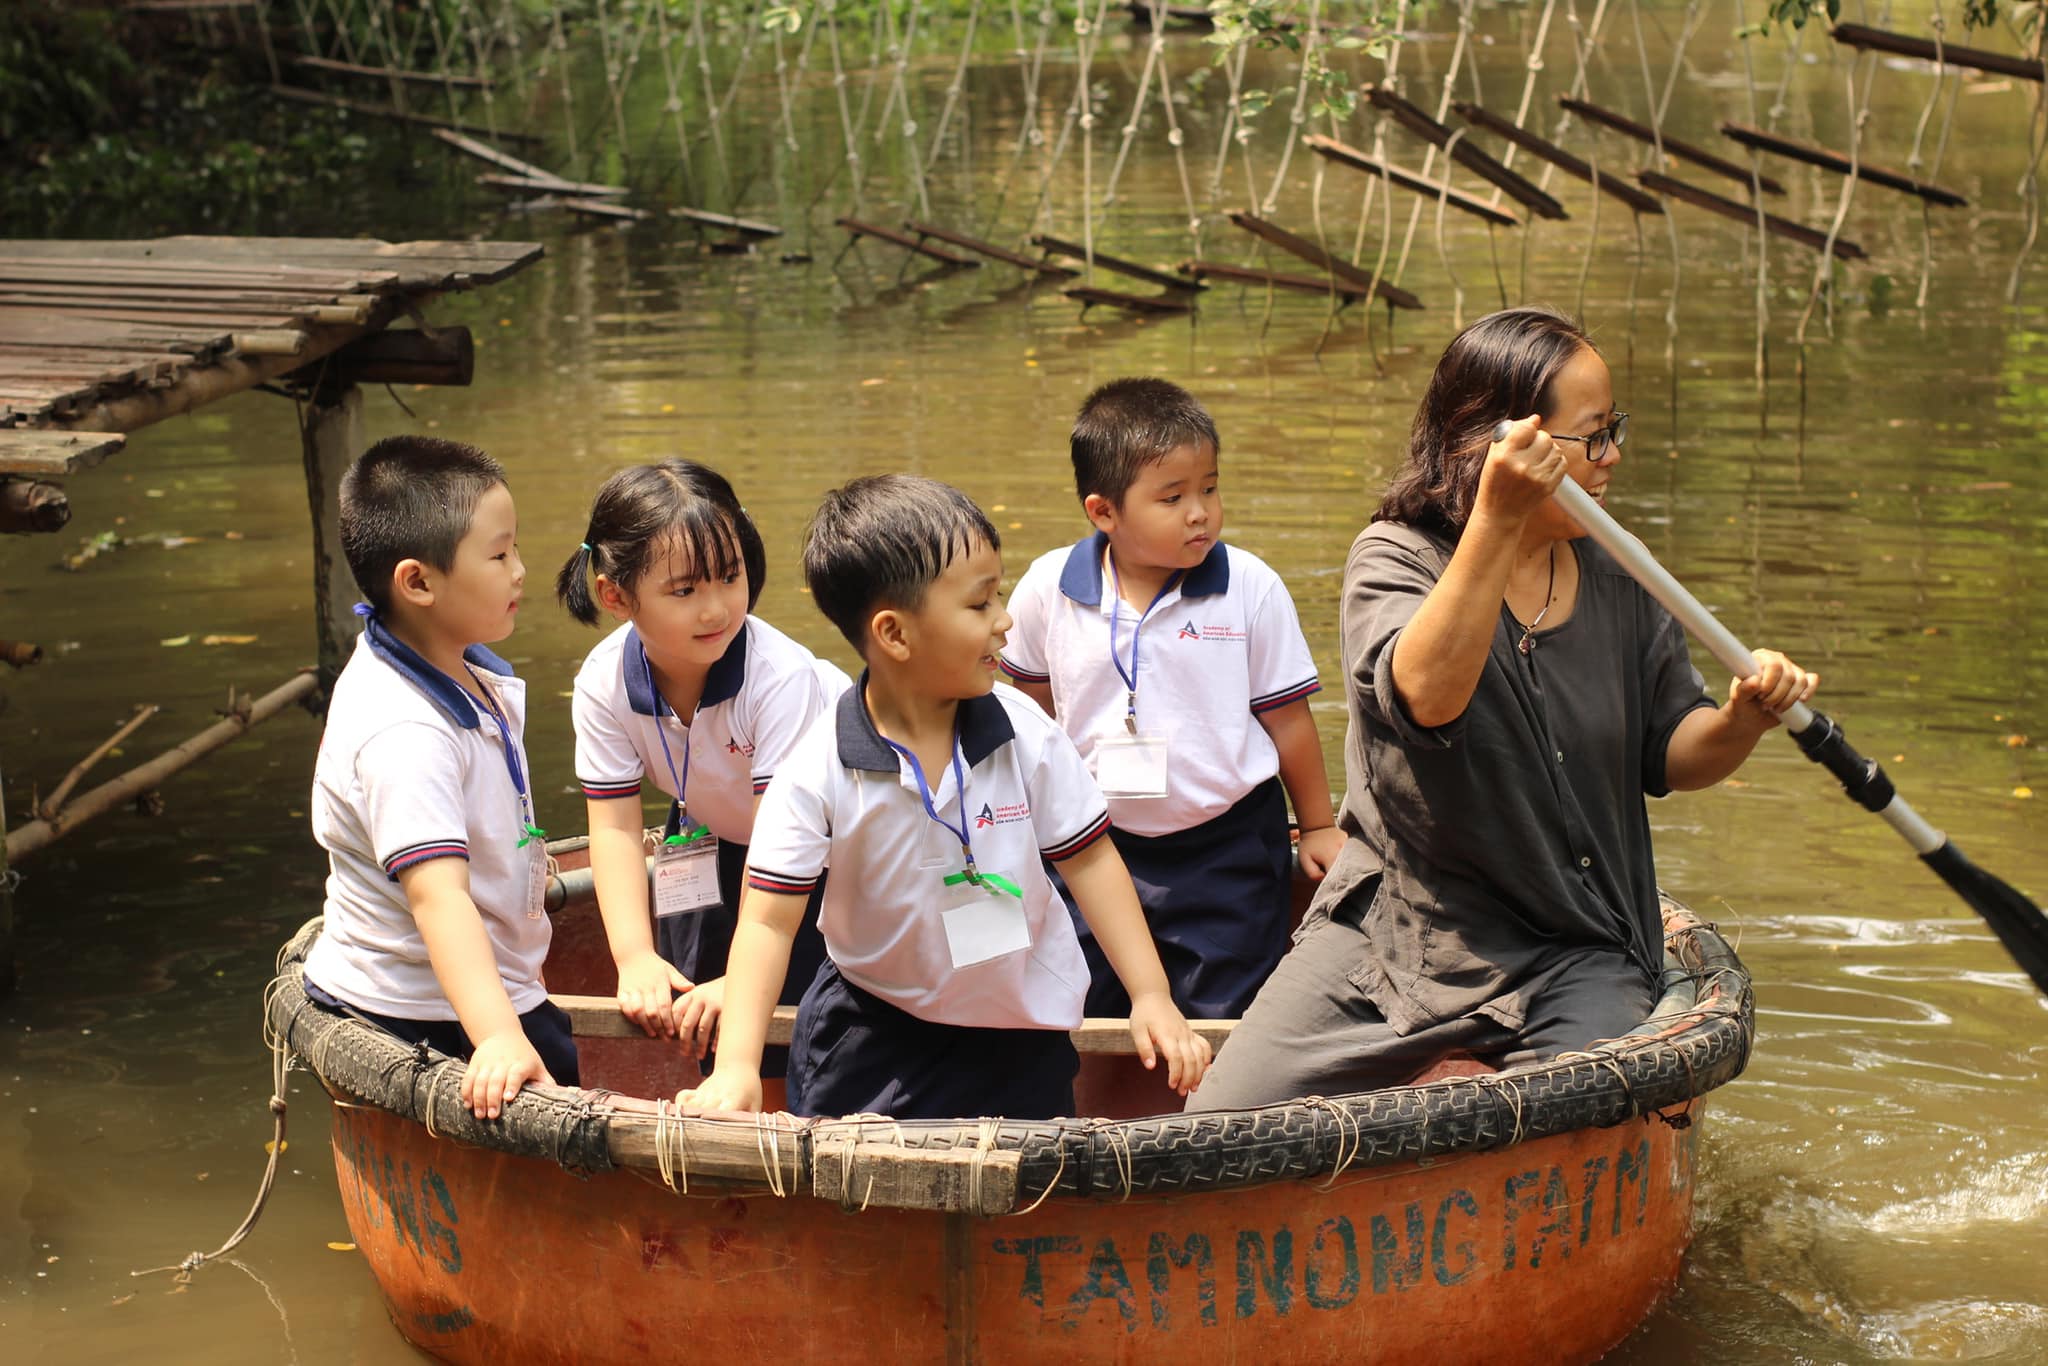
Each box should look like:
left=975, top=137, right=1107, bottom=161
left=331, top=1094, right=1698, bottom=1364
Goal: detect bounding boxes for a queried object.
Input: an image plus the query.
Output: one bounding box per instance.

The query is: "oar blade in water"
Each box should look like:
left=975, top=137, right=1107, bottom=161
left=1921, top=842, right=2048, bottom=996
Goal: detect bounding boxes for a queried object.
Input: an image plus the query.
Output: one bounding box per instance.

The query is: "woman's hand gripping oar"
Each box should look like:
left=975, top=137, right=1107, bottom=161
left=1490, top=420, right=2048, bottom=995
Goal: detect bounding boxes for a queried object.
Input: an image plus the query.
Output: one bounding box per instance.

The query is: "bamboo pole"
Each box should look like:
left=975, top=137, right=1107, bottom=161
left=37, top=704, right=159, bottom=820
left=5, top=672, right=318, bottom=862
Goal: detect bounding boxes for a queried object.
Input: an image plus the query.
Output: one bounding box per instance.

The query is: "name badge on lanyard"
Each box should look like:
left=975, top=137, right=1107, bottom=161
left=645, top=653, right=722, bottom=919
left=468, top=667, right=548, bottom=920
left=1096, top=560, right=1179, bottom=799
left=883, top=730, right=1033, bottom=970
left=653, top=802, right=721, bottom=918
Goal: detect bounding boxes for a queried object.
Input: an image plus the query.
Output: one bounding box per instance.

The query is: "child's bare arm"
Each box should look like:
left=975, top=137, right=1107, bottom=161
left=401, top=858, right=551, bottom=1119
left=675, top=886, right=808, bottom=1113
left=1255, top=697, right=1343, bottom=878
left=586, top=796, right=692, bottom=1038
left=1056, top=839, right=1212, bottom=1095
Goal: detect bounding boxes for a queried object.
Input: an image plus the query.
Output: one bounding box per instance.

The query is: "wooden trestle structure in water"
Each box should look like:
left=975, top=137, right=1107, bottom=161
left=0, top=236, right=544, bottom=996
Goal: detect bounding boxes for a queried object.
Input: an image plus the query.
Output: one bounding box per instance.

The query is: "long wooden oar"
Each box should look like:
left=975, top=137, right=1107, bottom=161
left=1546, top=471, right=2048, bottom=994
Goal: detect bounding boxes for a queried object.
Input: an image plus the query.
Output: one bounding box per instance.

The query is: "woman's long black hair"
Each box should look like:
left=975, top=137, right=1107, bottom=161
left=1377, top=306, right=1595, bottom=536
left=556, top=460, right=767, bottom=624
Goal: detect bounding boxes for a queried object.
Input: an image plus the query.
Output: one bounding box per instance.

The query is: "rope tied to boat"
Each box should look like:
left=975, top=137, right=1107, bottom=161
left=130, top=976, right=297, bottom=1284
left=753, top=1111, right=790, bottom=1198
left=1299, top=1096, right=1363, bottom=1190
left=967, top=1119, right=1001, bottom=1216
left=654, top=1096, right=688, bottom=1194
left=1009, top=1137, right=1068, bottom=1217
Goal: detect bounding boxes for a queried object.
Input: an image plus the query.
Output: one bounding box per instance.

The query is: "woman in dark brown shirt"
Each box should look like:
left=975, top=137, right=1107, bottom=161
left=1190, top=306, right=1818, bottom=1110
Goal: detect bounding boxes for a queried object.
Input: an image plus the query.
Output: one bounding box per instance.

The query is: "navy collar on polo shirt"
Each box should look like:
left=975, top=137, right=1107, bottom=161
left=621, top=621, right=749, bottom=718
left=357, top=607, right=514, bottom=731
left=835, top=670, right=1016, bottom=774
left=1055, top=529, right=1230, bottom=606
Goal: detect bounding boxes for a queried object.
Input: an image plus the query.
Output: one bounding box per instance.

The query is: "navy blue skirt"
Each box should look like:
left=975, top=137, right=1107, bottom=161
left=785, top=961, right=1079, bottom=1121
left=656, top=838, right=829, bottom=1078
left=1056, top=775, right=1292, bottom=1020
left=304, top=979, right=581, bottom=1087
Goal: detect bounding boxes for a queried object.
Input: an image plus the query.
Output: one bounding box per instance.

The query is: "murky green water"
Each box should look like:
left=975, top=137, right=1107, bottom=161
left=5, top=4, right=2047, bottom=1361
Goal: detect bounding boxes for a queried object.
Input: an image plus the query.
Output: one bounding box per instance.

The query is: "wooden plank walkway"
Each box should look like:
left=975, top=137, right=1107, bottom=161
left=1636, top=172, right=1867, bottom=259
left=0, top=237, right=542, bottom=430
left=1718, top=122, right=1967, bottom=208
left=1558, top=97, right=1786, bottom=196
left=1364, top=86, right=1570, bottom=220
left=1451, top=101, right=1667, bottom=216
left=1030, top=235, right=1207, bottom=291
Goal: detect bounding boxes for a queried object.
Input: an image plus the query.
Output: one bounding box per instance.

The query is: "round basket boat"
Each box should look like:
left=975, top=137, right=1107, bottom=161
left=266, top=893, right=1751, bottom=1366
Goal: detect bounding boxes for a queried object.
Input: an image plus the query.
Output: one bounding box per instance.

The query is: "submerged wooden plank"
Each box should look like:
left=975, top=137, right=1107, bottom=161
left=1637, top=171, right=1867, bottom=259
left=479, top=173, right=628, bottom=198
left=1450, top=101, right=1667, bottom=216
left=1364, top=86, right=1569, bottom=220
left=1832, top=22, right=2045, bottom=81
left=1305, top=135, right=1522, bottom=227
left=1030, top=234, right=1205, bottom=291
left=0, top=430, right=126, bottom=477
left=1064, top=285, right=1194, bottom=314
left=292, top=54, right=493, bottom=91
left=904, top=220, right=1074, bottom=274
left=1225, top=211, right=1425, bottom=309
left=429, top=128, right=567, bottom=183
left=1558, top=97, right=1786, bottom=196
left=1179, top=259, right=1375, bottom=301
left=267, top=84, right=543, bottom=144
left=839, top=217, right=979, bottom=266
left=1719, top=122, right=1968, bottom=207
left=674, top=206, right=784, bottom=238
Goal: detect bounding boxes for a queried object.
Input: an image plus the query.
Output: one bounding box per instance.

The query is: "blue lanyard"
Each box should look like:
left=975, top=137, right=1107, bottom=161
left=642, top=650, right=693, bottom=809
left=642, top=651, right=714, bottom=846
left=465, top=667, right=546, bottom=849
left=1107, top=557, right=1182, bottom=732
left=880, top=732, right=979, bottom=878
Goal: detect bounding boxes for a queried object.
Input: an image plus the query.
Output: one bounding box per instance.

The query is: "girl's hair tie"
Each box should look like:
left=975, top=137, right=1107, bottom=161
left=579, top=542, right=593, bottom=553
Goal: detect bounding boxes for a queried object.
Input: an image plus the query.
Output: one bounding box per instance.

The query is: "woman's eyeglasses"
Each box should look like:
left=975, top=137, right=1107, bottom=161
left=1549, top=411, right=1629, bottom=460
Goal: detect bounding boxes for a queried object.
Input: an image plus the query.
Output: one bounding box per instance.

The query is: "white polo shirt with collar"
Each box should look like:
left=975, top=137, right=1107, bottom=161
left=999, top=532, right=1322, bottom=837
left=572, top=616, right=851, bottom=844
left=746, top=680, right=1109, bottom=1030
left=304, top=617, right=551, bottom=1020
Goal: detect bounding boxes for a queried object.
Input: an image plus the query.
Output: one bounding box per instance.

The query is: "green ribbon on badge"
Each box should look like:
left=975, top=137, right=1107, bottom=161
left=663, top=823, right=712, bottom=848
left=517, top=821, right=548, bottom=849
left=944, top=868, right=1024, bottom=898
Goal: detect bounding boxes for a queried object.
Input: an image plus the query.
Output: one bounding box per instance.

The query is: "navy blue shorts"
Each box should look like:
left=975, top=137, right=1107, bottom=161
left=1055, top=775, right=1292, bottom=1020
left=785, top=961, right=1079, bottom=1121
left=656, top=839, right=828, bottom=1078
left=304, top=979, right=581, bottom=1087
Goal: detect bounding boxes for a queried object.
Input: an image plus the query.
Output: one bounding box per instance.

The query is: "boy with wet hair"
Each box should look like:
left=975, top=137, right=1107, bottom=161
left=1001, top=378, right=1343, bottom=1019
left=679, top=474, right=1209, bottom=1120
left=303, top=436, right=577, bottom=1123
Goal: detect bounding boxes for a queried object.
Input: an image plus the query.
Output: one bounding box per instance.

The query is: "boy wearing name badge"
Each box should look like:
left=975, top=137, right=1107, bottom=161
left=302, top=436, right=577, bottom=1123
left=1000, top=378, right=1345, bottom=1020
left=677, top=475, right=1211, bottom=1121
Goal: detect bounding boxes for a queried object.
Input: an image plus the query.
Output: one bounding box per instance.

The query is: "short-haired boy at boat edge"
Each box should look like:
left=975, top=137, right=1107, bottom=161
left=678, top=474, right=1210, bottom=1120
left=999, top=377, right=1343, bottom=1020
left=301, top=435, right=576, bottom=1123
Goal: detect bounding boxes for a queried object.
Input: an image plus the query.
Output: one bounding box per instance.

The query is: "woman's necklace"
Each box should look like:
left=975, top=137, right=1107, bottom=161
left=1516, top=542, right=1558, bottom=657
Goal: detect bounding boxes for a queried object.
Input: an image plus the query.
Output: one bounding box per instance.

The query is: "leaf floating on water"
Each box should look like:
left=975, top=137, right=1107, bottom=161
left=2004, top=734, right=2030, bottom=749
left=2016, top=786, right=2035, bottom=800
left=860, top=377, right=886, bottom=387
left=111, top=1293, right=135, bottom=1307
left=159, top=635, right=191, bottom=648
left=195, top=1172, right=209, bottom=1181
left=200, top=634, right=258, bottom=646
left=1922, top=626, right=1941, bottom=636
left=264, top=1139, right=288, bottom=1155
left=326, top=1241, right=357, bottom=1252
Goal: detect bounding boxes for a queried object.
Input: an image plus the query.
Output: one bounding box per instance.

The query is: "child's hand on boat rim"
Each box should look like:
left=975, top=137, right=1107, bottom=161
left=676, top=1065, right=762, bottom=1115
left=616, top=949, right=695, bottom=1039
left=1127, top=991, right=1213, bottom=1097
left=671, top=977, right=725, bottom=1060
left=463, top=1031, right=554, bottom=1120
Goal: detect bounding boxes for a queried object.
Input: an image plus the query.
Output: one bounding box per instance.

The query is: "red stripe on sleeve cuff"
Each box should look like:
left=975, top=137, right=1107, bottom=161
left=1042, top=812, right=1111, bottom=862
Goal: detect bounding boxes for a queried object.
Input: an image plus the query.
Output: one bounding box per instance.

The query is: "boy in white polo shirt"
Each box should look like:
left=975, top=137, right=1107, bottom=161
left=1000, top=378, right=1344, bottom=1020
left=302, top=436, right=575, bottom=1123
left=678, top=475, right=1210, bottom=1120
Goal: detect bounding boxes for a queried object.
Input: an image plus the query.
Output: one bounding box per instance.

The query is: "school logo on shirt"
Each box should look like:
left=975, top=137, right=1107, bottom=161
left=1177, top=620, right=1247, bottom=642
left=725, top=736, right=754, bottom=757
left=977, top=801, right=1031, bottom=827
left=1177, top=620, right=1202, bottom=640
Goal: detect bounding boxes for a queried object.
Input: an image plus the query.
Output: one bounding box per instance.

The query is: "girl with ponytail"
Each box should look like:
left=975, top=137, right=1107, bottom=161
left=558, top=461, right=849, bottom=1067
